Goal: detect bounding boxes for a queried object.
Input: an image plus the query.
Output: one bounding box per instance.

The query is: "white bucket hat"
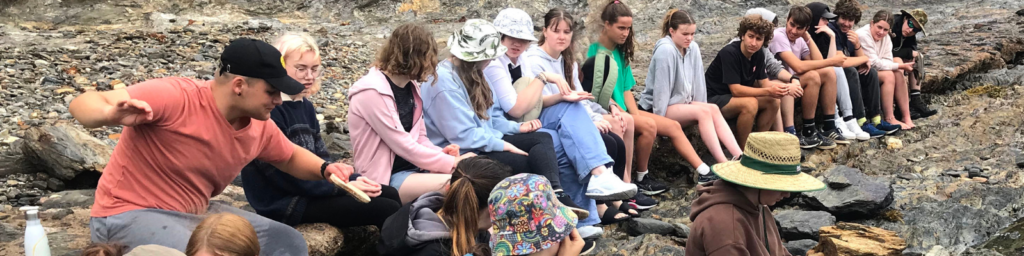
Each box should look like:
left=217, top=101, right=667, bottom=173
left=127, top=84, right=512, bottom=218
left=493, top=8, right=538, bottom=41
left=449, top=19, right=509, bottom=62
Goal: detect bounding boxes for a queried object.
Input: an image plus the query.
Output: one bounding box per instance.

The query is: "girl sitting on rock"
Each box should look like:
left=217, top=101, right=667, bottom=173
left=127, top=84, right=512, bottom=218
left=639, top=9, right=744, bottom=179
left=347, top=23, right=477, bottom=204
left=377, top=156, right=509, bottom=256
left=856, top=10, right=915, bottom=133
left=587, top=0, right=700, bottom=189
left=240, top=32, right=400, bottom=230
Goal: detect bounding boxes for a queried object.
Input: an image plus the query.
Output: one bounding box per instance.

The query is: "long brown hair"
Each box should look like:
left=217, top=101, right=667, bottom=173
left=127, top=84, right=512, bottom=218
left=81, top=243, right=126, bottom=256
left=600, top=0, right=635, bottom=66
left=661, top=9, right=695, bottom=37
left=375, top=23, right=439, bottom=82
left=871, top=10, right=893, bottom=25
left=185, top=213, right=260, bottom=256
left=438, top=156, right=511, bottom=256
left=452, top=58, right=494, bottom=120
left=538, top=8, right=577, bottom=81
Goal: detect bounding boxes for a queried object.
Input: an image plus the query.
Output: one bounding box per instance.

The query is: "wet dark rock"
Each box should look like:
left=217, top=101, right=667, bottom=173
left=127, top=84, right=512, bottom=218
left=622, top=218, right=687, bottom=237
left=47, top=178, right=65, bottom=191
left=775, top=210, right=836, bottom=241
left=785, top=239, right=819, bottom=256
left=794, top=166, right=894, bottom=219
left=1016, top=151, right=1024, bottom=168
left=31, top=180, right=47, bottom=190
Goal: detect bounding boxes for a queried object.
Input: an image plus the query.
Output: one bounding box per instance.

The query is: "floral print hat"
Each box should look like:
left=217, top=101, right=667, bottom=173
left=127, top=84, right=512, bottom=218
left=449, top=19, right=509, bottom=62
left=488, top=173, right=578, bottom=256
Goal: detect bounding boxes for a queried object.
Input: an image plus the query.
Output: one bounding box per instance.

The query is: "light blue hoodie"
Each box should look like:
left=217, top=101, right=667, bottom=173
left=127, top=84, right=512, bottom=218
left=639, top=36, right=707, bottom=117
left=421, top=60, right=521, bottom=154
left=520, top=45, right=604, bottom=122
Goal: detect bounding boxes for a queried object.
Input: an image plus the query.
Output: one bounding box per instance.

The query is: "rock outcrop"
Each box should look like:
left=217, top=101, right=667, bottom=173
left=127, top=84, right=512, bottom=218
left=795, top=166, right=894, bottom=219
left=20, top=124, right=112, bottom=181
left=813, top=222, right=907, bottom=256
left=774, top=210, right=836, bottom=241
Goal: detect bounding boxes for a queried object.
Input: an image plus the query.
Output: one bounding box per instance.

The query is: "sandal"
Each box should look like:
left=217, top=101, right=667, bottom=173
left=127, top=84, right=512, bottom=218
left=599, top=201, right=633, bottom=225
left=619, top=201, right=641, bottom=218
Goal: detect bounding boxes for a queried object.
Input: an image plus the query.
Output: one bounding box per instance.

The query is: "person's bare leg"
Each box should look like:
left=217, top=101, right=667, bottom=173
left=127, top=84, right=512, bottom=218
left=720, top=97, right=759, bottom=148
left=397, top=173, right=452, bottom=204
left=909, top=51, right=921, bottom=91
left=755, top=97, right=780, bottom=132
left=781, top=95, right=796, bottom=127
left=816, top=67, right=838, bottom=117
left=632, top=114, right=657, bottom=173
left=893, top=58, right=914, bottom=129
left=666, top=103, right=729, bottom=163
left=703, top=102, right=743, bottom=158
left=878, top=70, right=897, bottom=123
left=774, top=110, right=784, bottom=132
left=639, top=111, right=705, bottom=168
left=799, top=70, right=823, bottom=120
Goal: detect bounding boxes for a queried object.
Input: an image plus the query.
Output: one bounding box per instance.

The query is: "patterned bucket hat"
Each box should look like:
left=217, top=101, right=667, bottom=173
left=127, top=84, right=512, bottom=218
left=493, top=8, right=538, bottom=41
left=488, top=174, right=578, bottom=256
left=711, top=132, right=826, bottom=192
left=449, top=19, right=509, bottom=62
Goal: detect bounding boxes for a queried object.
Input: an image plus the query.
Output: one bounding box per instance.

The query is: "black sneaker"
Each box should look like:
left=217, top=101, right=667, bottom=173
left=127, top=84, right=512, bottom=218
left=580, top=239, right=597, bottom=255
left=910, top=94, right=937, bottom=119
left=816, top=129, right=838, bottom=149
left=635, top=177, right=668, bottom=196
left=823, top=127, right=850, bottom=145
left=555, top=190, right=590, bottom=219
left=695, top=172, right=720, bottom=184
left=799, top=131, right=821, bottom=149
left=628, top=193, right=659, bottom=210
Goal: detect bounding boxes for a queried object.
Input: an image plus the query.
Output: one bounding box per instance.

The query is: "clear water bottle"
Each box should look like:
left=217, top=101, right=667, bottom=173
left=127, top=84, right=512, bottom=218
left=20, top=206, right=51, bottom=256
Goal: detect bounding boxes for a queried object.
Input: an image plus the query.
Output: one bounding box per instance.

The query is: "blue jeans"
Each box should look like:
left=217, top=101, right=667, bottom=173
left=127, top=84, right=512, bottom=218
left=538, top=102, right=613, bottom=227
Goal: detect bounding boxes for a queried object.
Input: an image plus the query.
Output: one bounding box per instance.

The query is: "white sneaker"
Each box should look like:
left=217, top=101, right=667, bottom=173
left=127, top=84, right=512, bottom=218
left=835, top=119, right=857, bottom=141
left=586, top=172, right=638, bottom=201
left=845, top=119, right=870, bottom=141
left=578, top=225, right=605, bottom=239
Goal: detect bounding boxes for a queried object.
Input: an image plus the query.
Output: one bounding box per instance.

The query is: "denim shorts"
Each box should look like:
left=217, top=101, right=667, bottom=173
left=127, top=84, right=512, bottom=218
left=390, top=168, right=429, bottom=190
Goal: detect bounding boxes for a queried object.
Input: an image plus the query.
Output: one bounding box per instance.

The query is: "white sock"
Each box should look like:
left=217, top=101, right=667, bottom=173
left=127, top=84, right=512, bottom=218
left=697, top=163, right=711, bottom=175
left=636, top=171, right=648, bottom=182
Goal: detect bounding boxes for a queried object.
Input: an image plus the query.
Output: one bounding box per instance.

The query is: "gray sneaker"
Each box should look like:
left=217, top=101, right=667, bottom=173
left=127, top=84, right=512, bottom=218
left=816, top=129, right=838, bottom=150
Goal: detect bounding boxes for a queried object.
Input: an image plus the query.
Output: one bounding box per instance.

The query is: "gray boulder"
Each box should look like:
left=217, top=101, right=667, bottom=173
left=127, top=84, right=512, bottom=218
left=785, top=239, right=819, bottom=256
left=797, top=166, right=894, bottom=219
left=41, top=189, right=95, bottom=209
left=775, top=210, right=836, bottom=240
left=622, top=218, right=688, bottom=238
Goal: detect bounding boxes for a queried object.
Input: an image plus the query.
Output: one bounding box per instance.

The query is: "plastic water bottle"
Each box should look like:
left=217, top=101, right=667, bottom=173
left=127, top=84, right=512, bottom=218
left=20, top=206, right=51, bottom=256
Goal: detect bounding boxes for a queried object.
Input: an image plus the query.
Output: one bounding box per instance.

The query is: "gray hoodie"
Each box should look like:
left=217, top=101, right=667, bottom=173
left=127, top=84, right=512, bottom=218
left=640, top=36, right=707, bottom=116
left=405, top=192, right=451, bottom=246
left=521, top=45, right=606, bottom=122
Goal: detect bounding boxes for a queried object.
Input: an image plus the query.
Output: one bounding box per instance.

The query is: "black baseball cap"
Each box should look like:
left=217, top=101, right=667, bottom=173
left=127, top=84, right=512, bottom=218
left=219, top=38, right=304, bottom=95
left=806, top=2, right=837, bottom=21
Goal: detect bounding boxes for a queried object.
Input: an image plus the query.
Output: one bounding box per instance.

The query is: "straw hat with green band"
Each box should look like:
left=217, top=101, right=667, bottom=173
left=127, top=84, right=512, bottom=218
left=582, top=48, right=618, bottom=111
left=711, top=132, right=826, bottom=192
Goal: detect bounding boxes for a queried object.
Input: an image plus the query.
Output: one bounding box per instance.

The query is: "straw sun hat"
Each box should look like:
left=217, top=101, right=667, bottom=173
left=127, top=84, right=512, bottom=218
left=711, top=132, right=826, bottom=192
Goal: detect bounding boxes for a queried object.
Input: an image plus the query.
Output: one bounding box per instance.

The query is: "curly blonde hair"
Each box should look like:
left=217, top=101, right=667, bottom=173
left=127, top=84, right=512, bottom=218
left=737, top=14, right=775, bottom=48
left=274, top=32, right=322, bottom=96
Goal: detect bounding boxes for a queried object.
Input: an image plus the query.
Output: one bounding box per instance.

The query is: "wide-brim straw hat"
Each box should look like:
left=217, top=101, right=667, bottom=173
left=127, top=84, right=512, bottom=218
left=712, top=132, right=826, bottom=192
left=449, top=19, right=508, bottom=62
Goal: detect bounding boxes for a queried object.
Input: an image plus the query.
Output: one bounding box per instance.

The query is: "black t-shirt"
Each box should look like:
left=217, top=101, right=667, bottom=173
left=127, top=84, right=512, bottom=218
left=705, top=40, right=768, bottom=97
left=890, top=14, right=918, bottom=51
left=386, top=75, right=417, bottom=173
left=811, top=22, right=857, bottom=58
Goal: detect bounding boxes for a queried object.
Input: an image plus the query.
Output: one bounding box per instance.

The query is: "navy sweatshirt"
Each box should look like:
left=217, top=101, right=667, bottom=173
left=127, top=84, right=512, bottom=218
left=240, top=98, right=342, bottom=226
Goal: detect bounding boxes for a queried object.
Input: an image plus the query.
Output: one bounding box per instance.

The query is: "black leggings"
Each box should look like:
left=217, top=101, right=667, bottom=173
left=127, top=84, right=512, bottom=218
left=479, top=132, right=562, bottom=189
left=603, top=133, right=627, bottom=180
left=300, top=185, right=402, bottom=228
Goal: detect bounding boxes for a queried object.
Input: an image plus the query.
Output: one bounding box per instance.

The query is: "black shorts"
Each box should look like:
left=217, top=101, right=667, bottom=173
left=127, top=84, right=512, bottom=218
left=893, top=47, right=914, bottom=61
left=708, top=94, right=733, bottom=109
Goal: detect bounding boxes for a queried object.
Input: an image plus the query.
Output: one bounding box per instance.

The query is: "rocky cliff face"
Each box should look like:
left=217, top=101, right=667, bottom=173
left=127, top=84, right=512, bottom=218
left=2, top=0, right=1024, bottom=255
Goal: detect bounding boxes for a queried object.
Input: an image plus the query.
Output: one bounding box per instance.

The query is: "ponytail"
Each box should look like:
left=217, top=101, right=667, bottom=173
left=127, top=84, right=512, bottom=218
left=600, top=0, right=635, bottom=66
left=437, top=156, right=511, bottom=256
left=660, top=9, right=696, bottom=37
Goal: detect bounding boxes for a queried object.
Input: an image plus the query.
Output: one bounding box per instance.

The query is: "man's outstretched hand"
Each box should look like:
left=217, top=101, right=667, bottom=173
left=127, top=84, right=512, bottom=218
left=106, top=99, right=154, bottom=126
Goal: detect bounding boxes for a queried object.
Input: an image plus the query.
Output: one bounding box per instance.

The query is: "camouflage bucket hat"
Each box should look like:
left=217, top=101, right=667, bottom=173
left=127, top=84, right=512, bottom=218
left=449, top=19, right=509, bottom=62
left=902, top=9, right=928, bottom=33
left=488, top=174, right=578, bottom=256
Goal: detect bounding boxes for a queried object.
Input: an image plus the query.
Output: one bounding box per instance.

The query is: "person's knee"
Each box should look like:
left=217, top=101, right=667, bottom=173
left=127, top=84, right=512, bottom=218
left=818, top=67, right=836, bottom=81
left=737, top=97, right=758, bottom=115
left=894, top=57, right=904, bottom=64
left=802, top=70, right=821, bottom=87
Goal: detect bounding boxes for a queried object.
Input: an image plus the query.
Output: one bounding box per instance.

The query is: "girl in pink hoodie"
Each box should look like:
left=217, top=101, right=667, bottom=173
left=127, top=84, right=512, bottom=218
left=348, top=23, right=477, bottom=203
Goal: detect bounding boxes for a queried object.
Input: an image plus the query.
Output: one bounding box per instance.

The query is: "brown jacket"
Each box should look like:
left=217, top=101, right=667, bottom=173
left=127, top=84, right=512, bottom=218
left=686, top=180, right=792, bottom=256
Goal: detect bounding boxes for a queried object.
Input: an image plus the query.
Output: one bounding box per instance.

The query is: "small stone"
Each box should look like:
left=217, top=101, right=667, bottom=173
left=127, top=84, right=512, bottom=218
left=897, top=173, right=921, bottom=180
left=47, top=178, right=65, bottom=191
left=972, top=177, right=988, bottom=183
left=31, top=181, right=47, bottom=190
left=5, top=180, right=17, bottom=185
left=943, top=170, right=964, bottom=177
left=886, top=138, right=903, bottom=150
left=34, top=60, right=50, bottom=67
left=111, top=79, right=126, bottom=89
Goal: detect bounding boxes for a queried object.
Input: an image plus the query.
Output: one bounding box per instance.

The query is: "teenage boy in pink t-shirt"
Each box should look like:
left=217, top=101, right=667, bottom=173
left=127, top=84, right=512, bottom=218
left=69, top=38, right=369, bottom=255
